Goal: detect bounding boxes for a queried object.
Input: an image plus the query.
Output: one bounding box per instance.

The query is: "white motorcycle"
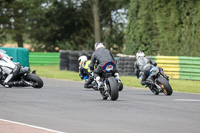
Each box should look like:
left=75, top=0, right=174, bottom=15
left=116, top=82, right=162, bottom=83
left=0, top=50, right=43, bottom=88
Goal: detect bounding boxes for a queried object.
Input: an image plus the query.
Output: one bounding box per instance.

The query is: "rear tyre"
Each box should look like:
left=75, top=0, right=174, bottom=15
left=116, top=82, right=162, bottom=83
left=157, top=77, right=173, bottom=96
left=25, top=74, right=43, bottom=88
left=108, top=77, right=119, bottom=101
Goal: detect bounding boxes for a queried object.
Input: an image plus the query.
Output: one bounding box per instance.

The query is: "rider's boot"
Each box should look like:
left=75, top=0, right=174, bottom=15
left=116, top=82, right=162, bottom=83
left=2, top=82, right=12, bottom=88
left=140, top=74, right=150, bottom=85
left=84, top=77, right=94, bottom=89
left=4, top=81, right=24, bottom=87
left=141, top=81, right=147, bottom=85
left=95, top=76, right=102, bottom=89
left=114, top=73, right=120, bottom=80
left=146, top=76, right=154, bottom=85
left=84, top=84, right=93, bottom=88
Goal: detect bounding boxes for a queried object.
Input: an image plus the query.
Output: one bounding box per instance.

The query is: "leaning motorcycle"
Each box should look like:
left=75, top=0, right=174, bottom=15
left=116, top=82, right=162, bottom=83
left=145, top=66, right=173, bottom=96
left=93, top=61, right=123, bottom=100
left=0, top=50, right=43, bottom=88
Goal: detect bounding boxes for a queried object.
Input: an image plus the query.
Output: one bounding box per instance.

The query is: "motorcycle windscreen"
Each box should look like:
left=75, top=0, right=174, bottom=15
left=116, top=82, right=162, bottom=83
left=101, top=61, right=116, bottom=72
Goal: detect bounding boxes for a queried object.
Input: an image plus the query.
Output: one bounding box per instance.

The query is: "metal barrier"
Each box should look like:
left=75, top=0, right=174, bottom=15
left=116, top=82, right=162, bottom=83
left=179, top=56, right=200, bottom=80
left=152, top=56, right=180, bottom=79
left=153, top=56, right=200, bottom=80
left=29, top=52, right=59, bottom=66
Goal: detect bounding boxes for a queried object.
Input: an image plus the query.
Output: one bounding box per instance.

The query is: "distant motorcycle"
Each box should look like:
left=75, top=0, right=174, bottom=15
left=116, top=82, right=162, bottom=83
left=93, top=61, right=123, bottom=100
left=146, top=66, right=173, bottom=95
left=0, top=50, right=43, bottom=88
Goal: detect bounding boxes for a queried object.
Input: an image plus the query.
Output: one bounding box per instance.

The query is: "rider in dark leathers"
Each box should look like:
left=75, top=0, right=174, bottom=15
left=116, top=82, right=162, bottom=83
left=89, top=42, right=120, bottom=88
left=134, top=51, right=169, bottom=85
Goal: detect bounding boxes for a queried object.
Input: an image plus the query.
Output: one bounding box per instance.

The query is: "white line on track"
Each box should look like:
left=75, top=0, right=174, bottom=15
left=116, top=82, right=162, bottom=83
left=174, top=99, right=200, bottom=102
left=0, top=118, right=67, bottom=133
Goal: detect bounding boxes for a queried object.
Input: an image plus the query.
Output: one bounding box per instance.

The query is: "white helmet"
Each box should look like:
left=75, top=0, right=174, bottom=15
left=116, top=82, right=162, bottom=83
left=78, top=55, right=88, bottom=66
left=94, top=42, right=105, bottom=51
left=136, top=51, right=145, bottom=60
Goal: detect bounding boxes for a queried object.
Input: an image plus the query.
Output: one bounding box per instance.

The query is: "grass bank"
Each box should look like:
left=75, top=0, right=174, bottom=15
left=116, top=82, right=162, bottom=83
left=31, top=66, right=200, bottom=94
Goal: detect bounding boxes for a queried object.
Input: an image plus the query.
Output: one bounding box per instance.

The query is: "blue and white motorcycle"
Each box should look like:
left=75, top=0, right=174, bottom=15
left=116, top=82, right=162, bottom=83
left=93, top=61, right=123, bottom=100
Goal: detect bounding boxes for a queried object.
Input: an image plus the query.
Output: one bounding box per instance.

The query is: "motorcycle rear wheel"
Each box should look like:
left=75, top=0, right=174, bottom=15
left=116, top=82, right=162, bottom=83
left=108, top=77, right=119, bottom=101
left=25, top=74, right=43, bottom=88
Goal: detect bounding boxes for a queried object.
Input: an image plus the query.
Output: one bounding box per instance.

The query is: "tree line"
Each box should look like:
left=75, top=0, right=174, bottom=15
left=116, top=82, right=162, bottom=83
left=125, top=0, right=200, bottom=56
left=1, top=0, right=200, bottom=57
left=0, top=0, right=129, bottom=52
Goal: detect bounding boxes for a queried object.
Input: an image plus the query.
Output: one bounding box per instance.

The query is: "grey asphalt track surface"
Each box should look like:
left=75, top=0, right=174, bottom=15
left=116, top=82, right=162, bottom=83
left=0, top=78, right=200, bottom=133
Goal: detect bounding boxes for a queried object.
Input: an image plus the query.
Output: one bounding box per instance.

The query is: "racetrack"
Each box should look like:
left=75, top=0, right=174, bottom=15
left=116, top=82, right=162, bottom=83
left=0, top=78, right=200, bottom=133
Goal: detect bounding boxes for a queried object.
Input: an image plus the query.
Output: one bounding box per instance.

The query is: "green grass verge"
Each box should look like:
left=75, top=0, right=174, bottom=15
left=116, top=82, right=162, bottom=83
left=31, top=66, right=200, bottom=94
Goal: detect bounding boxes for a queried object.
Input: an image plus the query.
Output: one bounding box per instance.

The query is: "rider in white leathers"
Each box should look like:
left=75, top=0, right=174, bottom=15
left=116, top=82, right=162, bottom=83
left=0, top=50, right=22, bottom=88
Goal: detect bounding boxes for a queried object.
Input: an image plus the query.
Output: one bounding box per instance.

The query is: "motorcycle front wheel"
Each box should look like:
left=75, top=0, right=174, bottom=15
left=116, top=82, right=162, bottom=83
left=25, top=74, right=43, bottom=89
left=108, top=77, right=119, bottom=101
left=157, top=76, right=173, bottom=96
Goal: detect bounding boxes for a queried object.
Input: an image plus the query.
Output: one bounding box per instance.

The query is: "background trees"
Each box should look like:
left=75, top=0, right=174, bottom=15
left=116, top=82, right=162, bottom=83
left=1, top=0, right=200, bottom=57
left=0, top=0, right=129, bottom=52
left=125, top=0, right=200, bottom=56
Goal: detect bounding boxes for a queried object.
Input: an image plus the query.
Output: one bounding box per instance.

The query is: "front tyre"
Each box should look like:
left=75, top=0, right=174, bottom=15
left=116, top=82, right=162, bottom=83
left=118, top=82, right=123, bottom=91
left=157, top=76, right=173, bottom=96
left=25, top=74, right=43, bottom=88
left=108, top=77, right=119, bottom=101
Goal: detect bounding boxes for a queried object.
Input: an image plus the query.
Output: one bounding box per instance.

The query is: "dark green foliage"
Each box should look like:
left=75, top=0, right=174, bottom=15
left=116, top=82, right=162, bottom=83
left=100, top=0, right=129, bottom=52
left=0, top=30, right=6, bottom=46
left=28, top=0, right=90, bottom=51
left=0, top=0, right=34, bottom=47
left=125, top=0, right=200, bottom=56
left=0, top=0, right=129, bottom=52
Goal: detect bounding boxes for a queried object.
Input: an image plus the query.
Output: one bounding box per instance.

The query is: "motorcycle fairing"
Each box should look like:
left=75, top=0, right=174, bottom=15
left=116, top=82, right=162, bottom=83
left=101, top=61, right=116, bottom=73
left=150, top=66, right=159, bottom=76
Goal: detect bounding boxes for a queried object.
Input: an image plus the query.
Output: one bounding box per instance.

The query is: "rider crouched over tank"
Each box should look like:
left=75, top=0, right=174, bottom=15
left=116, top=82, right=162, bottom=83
left=78, top=55, right=95, bottom=89
left=89, top=42, right=121, bottom=90
left=134, top=51, right=169, bottom=86
left=0, top=49, right=43, bottom=89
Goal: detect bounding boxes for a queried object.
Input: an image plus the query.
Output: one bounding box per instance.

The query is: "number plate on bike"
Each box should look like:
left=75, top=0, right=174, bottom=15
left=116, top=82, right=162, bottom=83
left=101, top=61, right=116, bottom=72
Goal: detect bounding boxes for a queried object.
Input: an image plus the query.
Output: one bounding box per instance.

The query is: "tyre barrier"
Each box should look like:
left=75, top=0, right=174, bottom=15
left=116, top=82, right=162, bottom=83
left=59, top=50, right=93, bottom=72
left=117, top=57, right=136, bottom=76
left=59, top=50, right=70, bottom=70
left=69, top=51, right=80, bottom=72
left=59, top=50, right=137, bottom=75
